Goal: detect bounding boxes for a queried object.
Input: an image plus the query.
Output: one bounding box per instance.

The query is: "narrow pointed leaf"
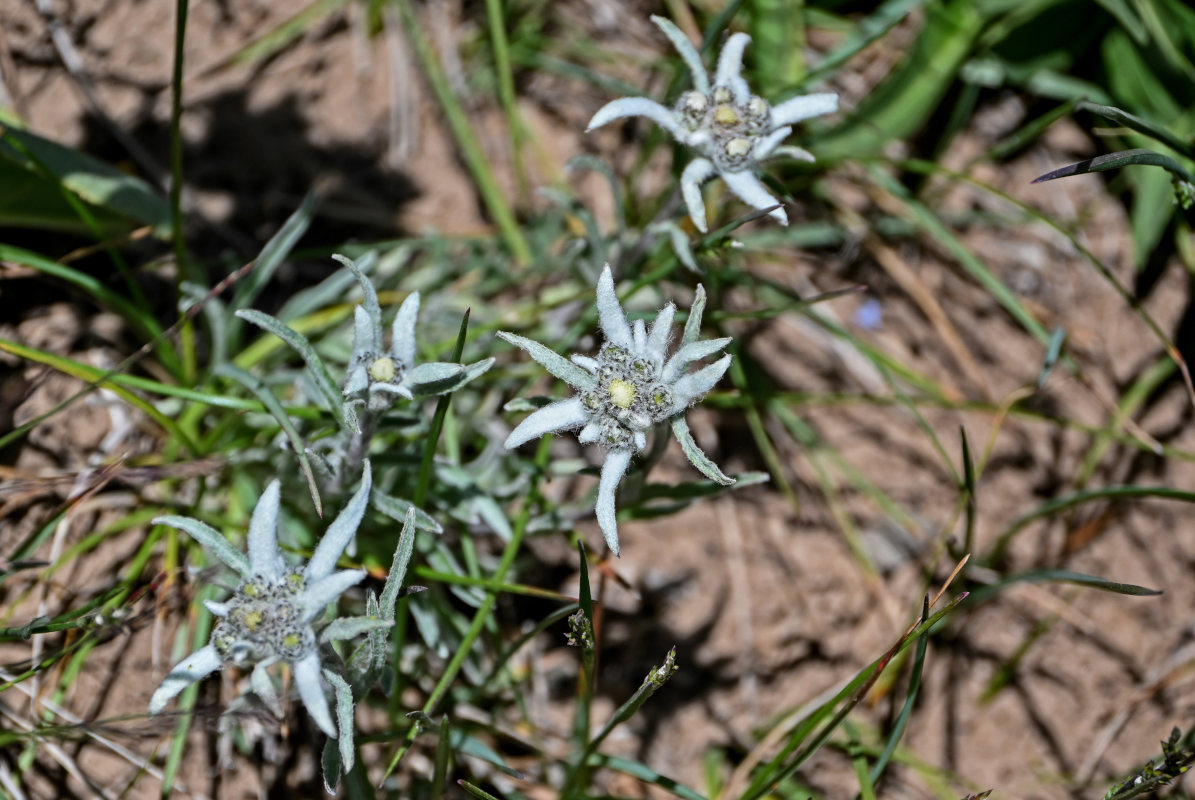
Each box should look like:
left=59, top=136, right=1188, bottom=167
left=497, top=332, right=596, bottom=390
left=380, top=508, right=418, bottom=619
left=216, top=364, right=323, bottom=517
left=235, top=309, right=348, bottom=430
left=153, top=516, right=250, bottom=577
left=1031, top=149, right=1195, bottom=186
left=233, top=192, right=317, bottom=309
left=309, top=461, right=372, bottom=582
left=672, top=417, right=734, bottom=485
left=371, top=489, right=443, bottom=534
left=334, top=251, right=383, bottom=346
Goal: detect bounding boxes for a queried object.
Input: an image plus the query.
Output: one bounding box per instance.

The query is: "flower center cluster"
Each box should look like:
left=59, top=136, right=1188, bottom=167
left=369, top=356, right=398, bottom=384
left=212, top=569, right=314, bottom=665
left=580, top=344, right=674, bottom=448
left=675, top=86, right=771, bottom=172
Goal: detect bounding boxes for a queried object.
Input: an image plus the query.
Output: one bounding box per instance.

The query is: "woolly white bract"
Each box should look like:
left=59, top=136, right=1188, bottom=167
left=499, top=265, right=734, bottom=556
left=587, top=16, right=838, bottom=233
left=148, top=462, right=375, bottom=738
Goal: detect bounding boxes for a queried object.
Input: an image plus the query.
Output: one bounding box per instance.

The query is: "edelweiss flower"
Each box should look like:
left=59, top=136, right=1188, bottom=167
left=148, top=463, right=374, bottom=737
left=587, top=15, right=838, bottom=233
left=343, top=289, right=490, bottom=414
left=499, top=265, right=734, bottom=555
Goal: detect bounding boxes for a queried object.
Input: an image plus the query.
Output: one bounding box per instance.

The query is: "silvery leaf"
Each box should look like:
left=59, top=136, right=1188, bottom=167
left=153, top=516, right=249, bottom=577
left=650, top=15, right=710, bottom=93
left=308, top=460, right=372, bottom=582
left=596, top=449, right=634, bottom=557
left=672, top=416, right=735, bottom=486
left=497, top=332, right=597, bottom=391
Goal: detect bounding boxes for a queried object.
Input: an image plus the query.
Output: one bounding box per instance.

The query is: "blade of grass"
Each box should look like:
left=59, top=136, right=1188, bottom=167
left=379, top=434, right=551, bottom=786
left=589, top=753, right=709, bottom=800
left=0, top=338, right=198, bottom=455
left=392, top=0, right=530, bottom=266
left=870, top=598, right=930, bottom=784
left=738, top=594, right=967, bottom=800
left=986, top=485, right=1195, bottom=564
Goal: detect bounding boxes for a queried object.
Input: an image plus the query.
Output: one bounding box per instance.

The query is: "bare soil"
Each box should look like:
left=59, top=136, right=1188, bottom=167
left=3, top=2, right=1195, bottom=799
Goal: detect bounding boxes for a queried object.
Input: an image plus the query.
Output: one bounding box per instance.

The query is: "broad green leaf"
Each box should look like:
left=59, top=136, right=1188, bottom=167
left=0, top=125, right=170, bottom=233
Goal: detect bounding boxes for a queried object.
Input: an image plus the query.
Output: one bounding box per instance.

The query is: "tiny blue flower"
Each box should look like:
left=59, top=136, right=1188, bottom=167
left=587, top=16, right=838, bottom=233
left=499, top=265, right=734, bottom=556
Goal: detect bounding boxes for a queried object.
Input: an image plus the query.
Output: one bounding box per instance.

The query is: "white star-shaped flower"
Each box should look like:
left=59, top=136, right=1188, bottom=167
left=499, top=265, right=735, bottom=556
left=342, top=289, right=492, bottom=414
left=148, top=462, right=375, bottom=738
left=587, top=16, right=838, bottom=233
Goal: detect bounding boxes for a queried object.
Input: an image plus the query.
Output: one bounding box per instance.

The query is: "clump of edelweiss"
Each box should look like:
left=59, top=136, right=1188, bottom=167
left=149, top=462, right=377, bottom=740
left=587, top=15, right=838, bottom=233
left=499, top=265, right=734, bottom=555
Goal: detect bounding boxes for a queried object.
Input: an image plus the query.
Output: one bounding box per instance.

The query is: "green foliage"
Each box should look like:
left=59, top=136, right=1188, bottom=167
left=2, top=2, right=1191, bottom=799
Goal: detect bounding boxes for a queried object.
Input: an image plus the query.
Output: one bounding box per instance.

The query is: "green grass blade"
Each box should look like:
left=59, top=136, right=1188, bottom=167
left=231, top=192, right=318, bottom=312
left=589, top=753, right=709, bottom=800
left=965, top=569, right=1161, bottom=604
left=1031, top=148, right=1195, bottom=186
left=392, top=0, right=531, bottom=266
left=0, top=337, right=198, bottom=455
left=987, top=485, right=1195, bottom=564
left=869, top=598, right=930, bottom=784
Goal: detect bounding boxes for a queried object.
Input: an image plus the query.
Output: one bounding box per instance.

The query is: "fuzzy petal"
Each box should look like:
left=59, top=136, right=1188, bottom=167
left=301, top=570, right=367, bottom=623
left=681, top=284, right=707, bottom=347
left=343, top=364, right=370, bottom=397
left=632, top=319, right=648, bottom=354
left=252, top=661, right=284, bottom=718
left=578, top=421, right=603, bottom=444
left=308, top=461, right=372, bottom=582
left=248, top=481, right=285, bottom=580
left=203, top=599, right=231, bottom=618
left=596, top=449, right=633, bottom=557
left=371, top=381, right=415, bottom=400
left=148, top=644, right=222, bottom=714
left=752, top=126, right=792, bottom=160
left=680, top=158, right=718, bottom=234
left=770, top=92, right=838, bottom=127
left=762, top=145, right=816, bottom=163
left=596, top=266, right=634, bottom=349
left=391, top=292, right=420, bottom=370
left=646, top=303, right=676, bottom=368
left=722, top=170, right=787, bottom=225
left=571, top=354, right=600, bottom=373
left=505, top=397, right=589, bottom=449
left=670, top=354, right=732, bottom=412
left=587, top=97, right=683, bottom=138
left=651, top=15, right=710, bottom=93
left=294, top=651, right=336, bottom=737
left=662, top=336, right=733, bottom=383
left=350, top=306, right=377, bottom=368
left=714, top=33, right=752, bottom=101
